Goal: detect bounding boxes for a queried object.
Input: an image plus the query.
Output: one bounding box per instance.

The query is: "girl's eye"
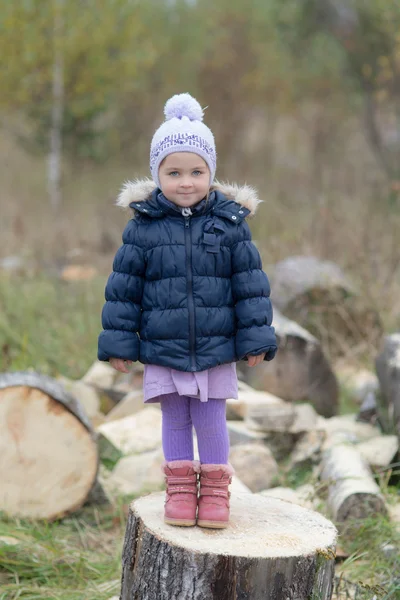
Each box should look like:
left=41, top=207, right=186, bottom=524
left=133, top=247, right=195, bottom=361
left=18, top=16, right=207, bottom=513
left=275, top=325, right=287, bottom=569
left=193, top=170, right=202, bottom=176
left=169, top=171, right=179, bottom=176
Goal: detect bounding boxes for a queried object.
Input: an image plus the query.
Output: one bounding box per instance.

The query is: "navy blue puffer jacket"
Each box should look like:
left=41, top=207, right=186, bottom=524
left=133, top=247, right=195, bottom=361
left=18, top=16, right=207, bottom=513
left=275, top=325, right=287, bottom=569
left=98, top=180, right=277, bottom=372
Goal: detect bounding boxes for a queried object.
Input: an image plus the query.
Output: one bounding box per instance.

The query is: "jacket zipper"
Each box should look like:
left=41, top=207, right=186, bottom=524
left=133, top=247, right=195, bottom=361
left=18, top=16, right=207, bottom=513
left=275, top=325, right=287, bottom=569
left=184, top=214, right=196, bottom=371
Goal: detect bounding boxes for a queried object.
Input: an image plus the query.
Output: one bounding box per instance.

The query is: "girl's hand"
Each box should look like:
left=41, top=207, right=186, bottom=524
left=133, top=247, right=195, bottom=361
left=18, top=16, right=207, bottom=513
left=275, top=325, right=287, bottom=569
left=247, top=353, right=266, bottom=367
left=109, top=358, right=133, bottom=373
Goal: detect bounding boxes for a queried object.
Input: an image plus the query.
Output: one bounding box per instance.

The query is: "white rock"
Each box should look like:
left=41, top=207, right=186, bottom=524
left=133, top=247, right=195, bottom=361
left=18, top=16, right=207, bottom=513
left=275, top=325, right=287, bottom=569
left=106, top=390, right=145, bottom=421
left=246, top=401, right=296, bottom=433
left=105, top=449, right=165, bottom=496
left=357, top=435, right=398, bottom=468
left=82, top=360, right=118, bottom=389
left=98, top=407, right=162, bottom=459
left=58, top=377, right=100, bottom=419
left=229, top=443, right=279, bottom=492
left=227, top=421, right=267, bottom=446
left=289, top=403, right=318, bottom=433
left=227, top=380, right=286, bottom=421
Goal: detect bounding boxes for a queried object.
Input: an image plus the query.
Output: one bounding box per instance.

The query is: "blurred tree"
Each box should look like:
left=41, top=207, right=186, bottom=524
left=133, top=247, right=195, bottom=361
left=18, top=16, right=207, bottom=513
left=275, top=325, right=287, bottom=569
left=277, top=0, right=400, bottom=183
left=0, top=1, right=160, bottom=174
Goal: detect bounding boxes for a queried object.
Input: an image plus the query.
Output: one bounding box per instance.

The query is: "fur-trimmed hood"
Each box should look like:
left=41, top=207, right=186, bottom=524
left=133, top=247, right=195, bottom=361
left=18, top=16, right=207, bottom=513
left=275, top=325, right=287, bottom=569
left=115, top=178, right=262, bottom=217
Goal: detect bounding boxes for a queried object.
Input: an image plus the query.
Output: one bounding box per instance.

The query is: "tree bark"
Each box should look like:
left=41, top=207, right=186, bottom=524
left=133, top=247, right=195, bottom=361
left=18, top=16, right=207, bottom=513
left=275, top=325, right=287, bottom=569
left=375, top=333, right=400, bottom=442
left=0, top=371, right=98, bottom=520
left=239, top=308, right=339, bottom=417
left=121, top=492, right=337, bottom=600
left=269, top=256, right=382, bottom=358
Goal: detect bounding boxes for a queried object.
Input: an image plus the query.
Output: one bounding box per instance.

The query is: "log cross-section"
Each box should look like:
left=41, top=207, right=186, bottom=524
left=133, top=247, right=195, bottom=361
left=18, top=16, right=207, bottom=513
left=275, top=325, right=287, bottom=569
left=121, top=492, right=337, bottom=600
left=0, top=371, right=98, bottom=520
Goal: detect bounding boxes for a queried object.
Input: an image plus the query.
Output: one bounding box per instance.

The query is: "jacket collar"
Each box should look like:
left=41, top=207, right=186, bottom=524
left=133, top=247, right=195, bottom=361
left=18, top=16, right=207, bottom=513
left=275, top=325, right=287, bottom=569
left=115, top=178, right=263, bottom=222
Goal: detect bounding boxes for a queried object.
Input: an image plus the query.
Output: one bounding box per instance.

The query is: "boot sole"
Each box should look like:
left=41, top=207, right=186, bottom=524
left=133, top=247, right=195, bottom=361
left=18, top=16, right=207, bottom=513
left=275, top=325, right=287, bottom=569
left=197, top=519, right=229, bottom=529
left=164, top=517, right=196, bottom=527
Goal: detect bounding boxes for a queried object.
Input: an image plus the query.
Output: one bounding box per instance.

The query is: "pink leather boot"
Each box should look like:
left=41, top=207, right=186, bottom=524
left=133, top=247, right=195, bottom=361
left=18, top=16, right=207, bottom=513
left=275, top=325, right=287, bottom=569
left=197, top=463, right=234, bottom=529
left=162, top=460, right=200, bottom=526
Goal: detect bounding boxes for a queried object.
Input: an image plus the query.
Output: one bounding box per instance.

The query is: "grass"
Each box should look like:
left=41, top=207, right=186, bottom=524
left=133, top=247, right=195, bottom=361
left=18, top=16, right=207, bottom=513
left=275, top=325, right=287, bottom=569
left=0, top=274, right=105, bottom=380
left=0, top=502, right=127, bottom=600
left=336, top=511, right=400, bottom=599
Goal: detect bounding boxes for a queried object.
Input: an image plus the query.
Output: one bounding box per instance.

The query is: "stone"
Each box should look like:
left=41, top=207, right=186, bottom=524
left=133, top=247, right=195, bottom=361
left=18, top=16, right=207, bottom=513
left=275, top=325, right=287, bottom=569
left=245, top=400, right=296, bottom=432
left=227, top=382, right=285, bottom=421
left=104, top=449, right=165, bottom=497
left=289, top=403, right=318, bottom=434
left=82, top=360, right=118, bottom=389
left=227, top=421, right=268, bottom=446
left=105, top=390, right=145, bottom=421
left=289, top=430, right=326, bottom=469
left=229, top=443, right=279, bottom=492
left=357, top=435, right=398, bottom=469
left=58, top=377, right=101, bottom=419
left=97, top=408, right=162, bottom=462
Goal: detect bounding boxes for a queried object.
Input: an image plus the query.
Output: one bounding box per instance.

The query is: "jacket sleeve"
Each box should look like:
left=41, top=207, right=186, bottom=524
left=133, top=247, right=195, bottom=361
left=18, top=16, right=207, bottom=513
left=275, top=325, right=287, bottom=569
left=231, top=220, right=277, bottom=361
left=98, top=218, right=145, bottom=362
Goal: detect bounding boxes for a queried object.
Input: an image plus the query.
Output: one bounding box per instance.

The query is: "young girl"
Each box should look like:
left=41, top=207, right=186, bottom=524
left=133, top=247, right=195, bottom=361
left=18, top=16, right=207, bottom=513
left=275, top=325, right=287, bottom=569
left=98, top=93, right=277, bottom=529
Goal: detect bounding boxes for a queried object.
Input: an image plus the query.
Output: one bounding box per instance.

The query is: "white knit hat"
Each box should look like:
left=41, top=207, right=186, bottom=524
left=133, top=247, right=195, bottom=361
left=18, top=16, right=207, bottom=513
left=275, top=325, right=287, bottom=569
left=150, top=93, right=216, bottom=188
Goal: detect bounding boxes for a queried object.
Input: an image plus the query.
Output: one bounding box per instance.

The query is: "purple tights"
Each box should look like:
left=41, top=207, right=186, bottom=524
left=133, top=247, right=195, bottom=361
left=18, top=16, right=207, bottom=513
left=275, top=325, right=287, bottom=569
left=159, top=392, right=229, bottom=464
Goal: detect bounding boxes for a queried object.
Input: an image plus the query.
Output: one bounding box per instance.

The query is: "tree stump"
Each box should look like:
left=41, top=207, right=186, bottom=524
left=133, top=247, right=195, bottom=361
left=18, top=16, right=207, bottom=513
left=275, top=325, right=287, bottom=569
left=270, top=256, right=382, bottom=358
left=239, top=309, right=338, bottom=417
left=121, top=492, right=337, bottom=600
left=0, top=371, right=98, bottom=520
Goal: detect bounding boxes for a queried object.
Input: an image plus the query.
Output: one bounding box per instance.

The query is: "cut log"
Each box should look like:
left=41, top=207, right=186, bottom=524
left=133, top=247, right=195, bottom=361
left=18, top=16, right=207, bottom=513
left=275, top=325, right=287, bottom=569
left=357, top=435, right=398, bottom=469
left=320, top=444, right=387, bottom=522
left=375, top=333, right=400, bottom=441
left=121, top=492, right=337, bottom=600
left=270, top=256, right=382, bottom=358
left=0, top=371, right=98, bottom=520
left=229, top=443, right=279, bottom=492
left=239, top=309, right=339, bottom=417
left=97, top=407, right=162, bottom=464
left=227, top=382, right=286, bottom=421
left=105, top=390, right=144, bottom=422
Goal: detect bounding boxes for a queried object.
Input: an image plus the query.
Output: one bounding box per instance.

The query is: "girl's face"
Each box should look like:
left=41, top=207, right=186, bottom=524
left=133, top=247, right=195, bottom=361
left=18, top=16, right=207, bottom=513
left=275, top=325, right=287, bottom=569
left=158, top=152, right=210, bottom=208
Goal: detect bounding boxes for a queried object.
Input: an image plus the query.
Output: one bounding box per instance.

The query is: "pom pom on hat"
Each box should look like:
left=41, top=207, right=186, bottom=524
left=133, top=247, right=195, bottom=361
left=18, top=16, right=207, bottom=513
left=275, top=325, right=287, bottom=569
left=164, top=93, right=204, bottom=122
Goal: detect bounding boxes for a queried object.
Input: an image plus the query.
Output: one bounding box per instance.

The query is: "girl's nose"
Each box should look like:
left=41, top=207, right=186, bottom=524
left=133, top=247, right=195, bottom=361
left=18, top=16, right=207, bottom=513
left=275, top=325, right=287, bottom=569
left=180, top=179, right=193, bottom=188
